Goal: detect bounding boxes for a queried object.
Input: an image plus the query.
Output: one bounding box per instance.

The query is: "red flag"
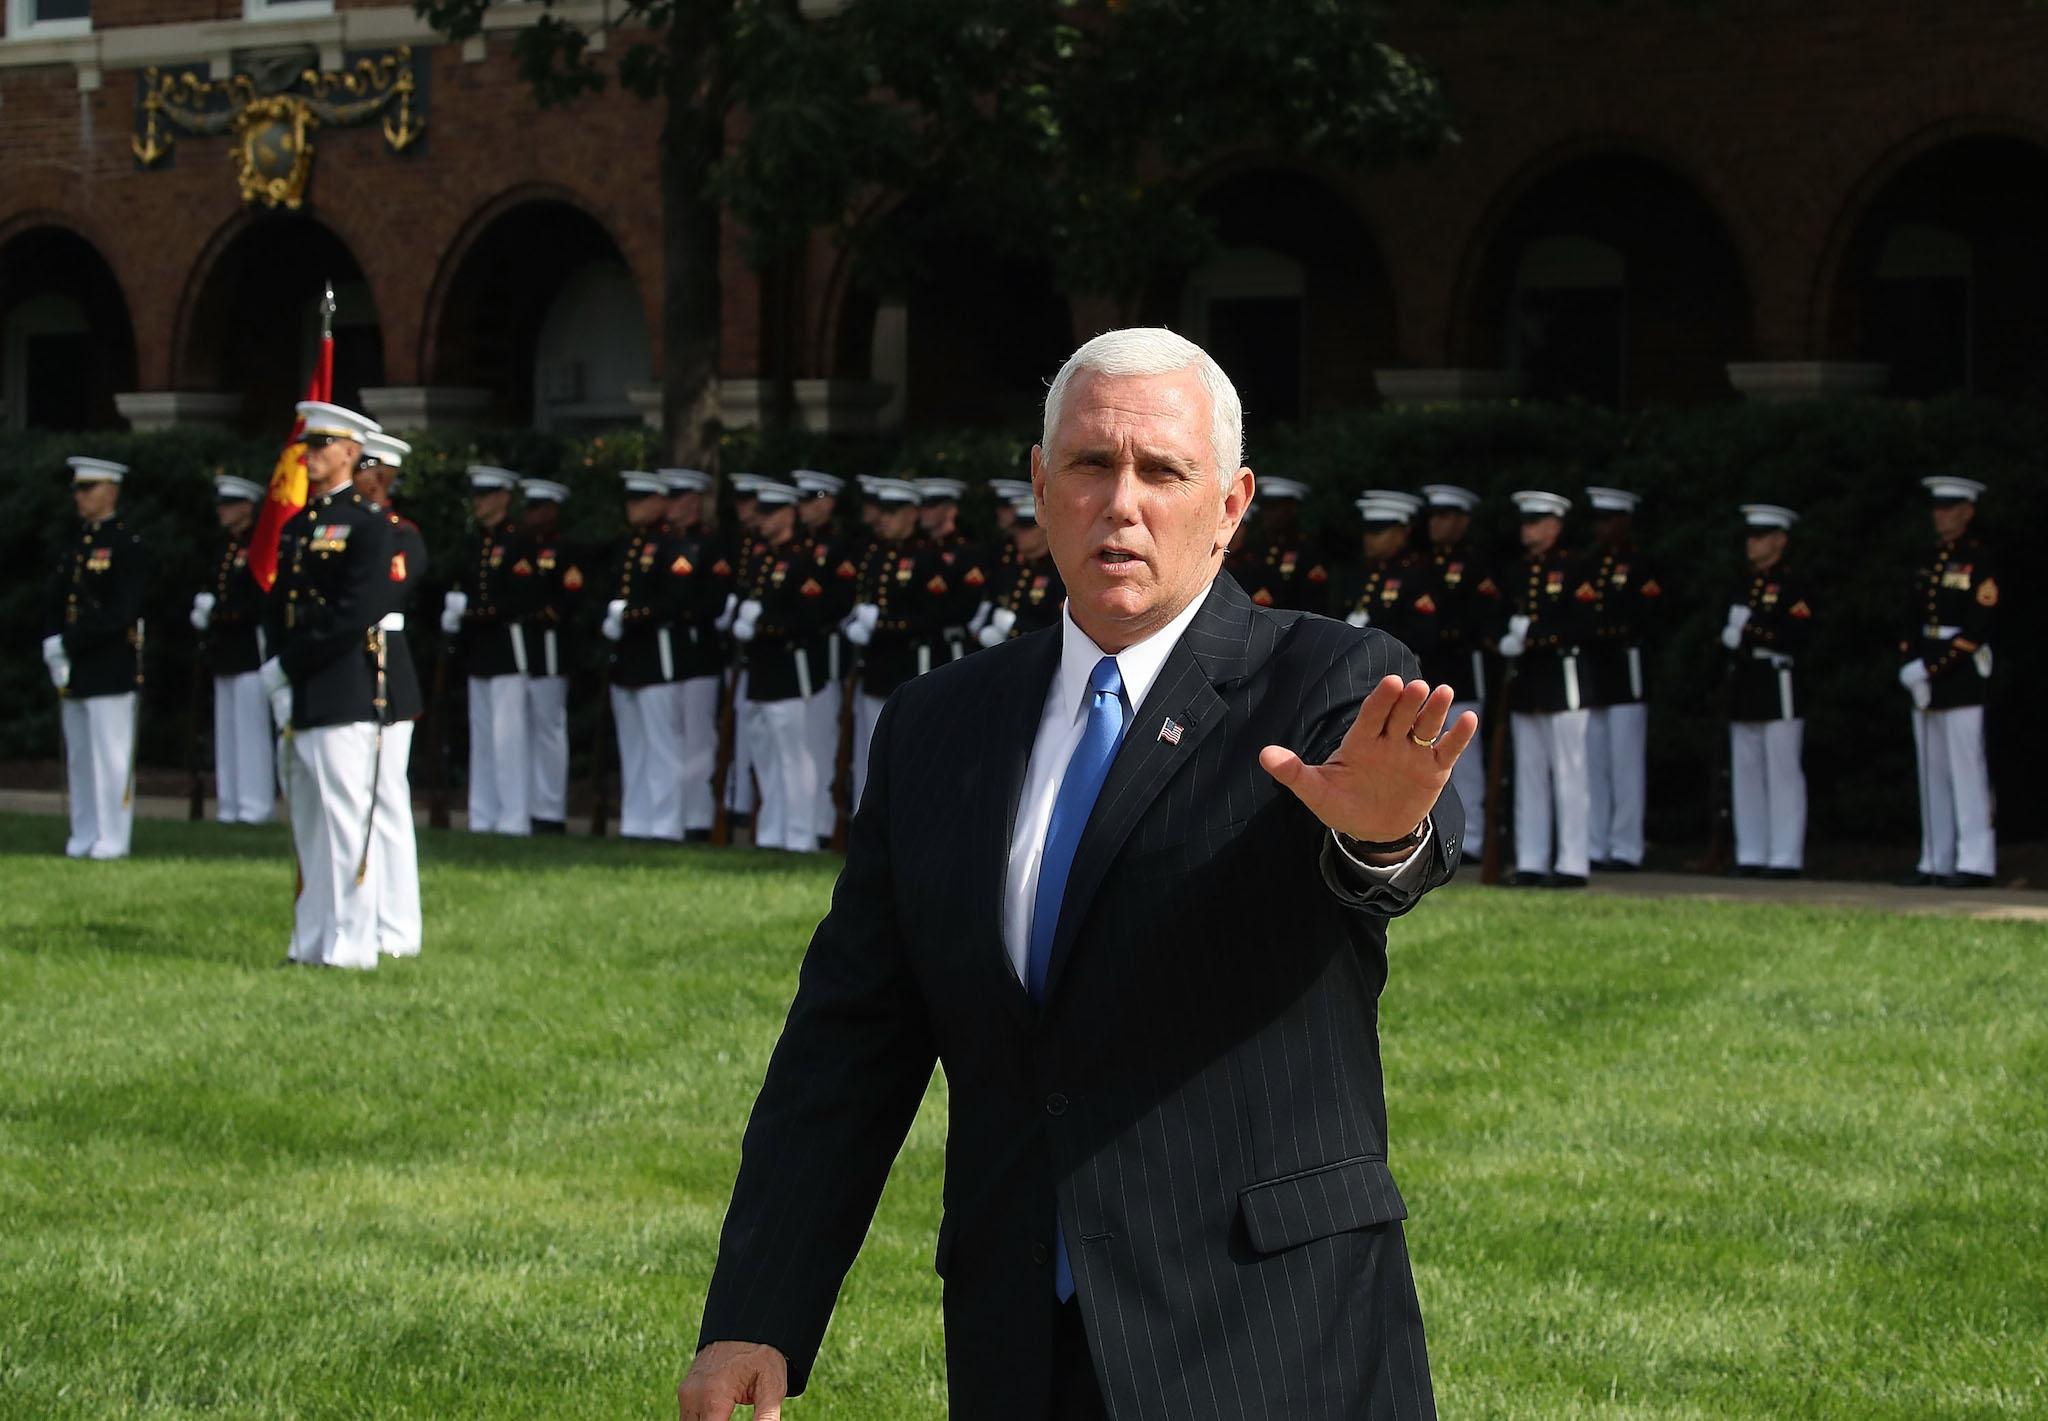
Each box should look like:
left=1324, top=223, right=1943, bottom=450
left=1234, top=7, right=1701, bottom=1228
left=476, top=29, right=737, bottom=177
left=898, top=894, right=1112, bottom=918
left=249, top=334, right=333, bottom=592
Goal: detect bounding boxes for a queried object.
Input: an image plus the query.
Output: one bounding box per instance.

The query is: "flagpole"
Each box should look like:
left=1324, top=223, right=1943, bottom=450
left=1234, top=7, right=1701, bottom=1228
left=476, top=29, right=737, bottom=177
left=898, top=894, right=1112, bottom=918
left=321, top=280, right=336, bottom=344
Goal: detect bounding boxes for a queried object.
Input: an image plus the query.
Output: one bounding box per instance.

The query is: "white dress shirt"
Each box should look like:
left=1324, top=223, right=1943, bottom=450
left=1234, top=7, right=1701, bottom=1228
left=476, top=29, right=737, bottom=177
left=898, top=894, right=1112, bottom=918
left=1002, top=581, right=1431, bottom=986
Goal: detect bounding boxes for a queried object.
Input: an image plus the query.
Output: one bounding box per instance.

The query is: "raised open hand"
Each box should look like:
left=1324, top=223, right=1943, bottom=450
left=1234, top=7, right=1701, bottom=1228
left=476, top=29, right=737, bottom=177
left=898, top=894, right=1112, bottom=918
left=1259, top=676, right=1478, bottom=845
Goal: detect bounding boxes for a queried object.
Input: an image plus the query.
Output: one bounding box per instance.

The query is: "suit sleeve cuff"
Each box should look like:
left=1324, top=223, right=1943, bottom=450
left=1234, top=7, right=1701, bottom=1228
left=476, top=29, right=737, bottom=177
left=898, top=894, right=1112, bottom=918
left=1320, top=819, right=1439, bottom=914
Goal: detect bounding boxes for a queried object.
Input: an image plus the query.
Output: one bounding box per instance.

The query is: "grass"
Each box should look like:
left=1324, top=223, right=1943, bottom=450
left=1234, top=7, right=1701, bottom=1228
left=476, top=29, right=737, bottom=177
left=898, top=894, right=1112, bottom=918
left=0, top=811, right=2043, bottom=1418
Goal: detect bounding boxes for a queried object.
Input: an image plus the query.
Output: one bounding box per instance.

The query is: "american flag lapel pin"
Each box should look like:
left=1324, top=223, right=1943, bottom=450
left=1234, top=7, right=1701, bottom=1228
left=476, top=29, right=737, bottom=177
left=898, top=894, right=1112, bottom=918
left=1158, top=716, right=1184, bottom=746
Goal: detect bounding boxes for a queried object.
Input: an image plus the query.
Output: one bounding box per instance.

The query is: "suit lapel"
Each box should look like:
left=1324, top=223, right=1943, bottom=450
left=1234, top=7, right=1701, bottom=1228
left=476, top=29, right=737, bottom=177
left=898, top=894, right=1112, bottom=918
left=984, top=628, right=1061, bottom=1000
left=1041, top=576, right=1255, bottom=1002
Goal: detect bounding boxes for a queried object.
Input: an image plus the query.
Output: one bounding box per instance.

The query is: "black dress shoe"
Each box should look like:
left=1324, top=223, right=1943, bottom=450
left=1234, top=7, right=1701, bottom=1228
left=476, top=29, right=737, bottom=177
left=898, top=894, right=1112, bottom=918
left=532, top=818, right=567, bottom=836
left=1761, top=867, right=1803, bottom=881
left=1894, top=871, right=1939, bottom=887
left=682, top=828, right=712, bottom=844
left=1587, top=858, right=1612, bottom=872
left=1724, top=865, right=1762, bottom=879
left=1549, top=873, right=1589, bottom=889
left=1507, top=871, right=1548, bottom=888
left=1943, top=872, right=1996, bottom=889
left=1605, top=859, right=1641, bottom=873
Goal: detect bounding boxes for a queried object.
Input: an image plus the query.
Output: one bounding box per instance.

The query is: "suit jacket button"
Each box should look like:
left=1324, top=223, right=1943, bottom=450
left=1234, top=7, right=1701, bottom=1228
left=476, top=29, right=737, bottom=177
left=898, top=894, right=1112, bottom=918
left=1044, top=1092, right=1068, bottom=1117
left=1031, top=1242, right=1051, bottom=1265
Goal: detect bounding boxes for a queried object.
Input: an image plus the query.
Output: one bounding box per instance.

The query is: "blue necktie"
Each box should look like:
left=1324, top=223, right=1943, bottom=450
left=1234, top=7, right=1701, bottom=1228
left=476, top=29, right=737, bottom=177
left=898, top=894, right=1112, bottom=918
left=1026, top=654, right=1129, bottom=1300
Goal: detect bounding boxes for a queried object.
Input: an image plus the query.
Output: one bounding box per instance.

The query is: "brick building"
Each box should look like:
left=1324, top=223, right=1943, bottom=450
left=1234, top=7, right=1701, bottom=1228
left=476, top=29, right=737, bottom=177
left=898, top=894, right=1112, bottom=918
left=4, top=0, right=2048, bottom=440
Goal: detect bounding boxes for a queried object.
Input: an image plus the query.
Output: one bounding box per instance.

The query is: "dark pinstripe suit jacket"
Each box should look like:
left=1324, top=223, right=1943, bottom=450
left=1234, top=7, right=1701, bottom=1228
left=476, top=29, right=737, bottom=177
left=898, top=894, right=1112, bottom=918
left=699, top=571, right=1462, bottom=1419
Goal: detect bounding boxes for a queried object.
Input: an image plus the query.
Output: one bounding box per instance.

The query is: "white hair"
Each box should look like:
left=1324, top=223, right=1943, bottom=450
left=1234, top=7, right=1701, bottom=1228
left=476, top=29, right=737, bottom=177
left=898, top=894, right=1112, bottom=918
left=1042, top=327, right=1245, bottom=484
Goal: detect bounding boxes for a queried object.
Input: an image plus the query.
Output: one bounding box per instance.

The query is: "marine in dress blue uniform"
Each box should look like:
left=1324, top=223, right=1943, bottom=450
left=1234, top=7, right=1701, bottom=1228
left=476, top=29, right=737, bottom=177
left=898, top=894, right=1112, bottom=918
left=192, top=474, right=276, bottom=825
left=353, top=432, right=424, bottom=957
left=1580, top=487, right=1665, bottom=871
left=1721, top=503, right=1811, bottom=878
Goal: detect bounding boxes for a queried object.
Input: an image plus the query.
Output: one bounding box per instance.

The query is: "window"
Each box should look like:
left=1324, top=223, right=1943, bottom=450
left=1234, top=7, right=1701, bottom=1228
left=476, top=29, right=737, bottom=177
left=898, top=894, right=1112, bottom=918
left=6, top=0, right=90, bottom=41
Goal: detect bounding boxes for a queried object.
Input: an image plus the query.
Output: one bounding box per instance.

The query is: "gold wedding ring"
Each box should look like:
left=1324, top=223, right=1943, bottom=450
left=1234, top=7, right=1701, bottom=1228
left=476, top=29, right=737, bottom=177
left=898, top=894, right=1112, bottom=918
left=1409, top=730, right=1439, bottom=749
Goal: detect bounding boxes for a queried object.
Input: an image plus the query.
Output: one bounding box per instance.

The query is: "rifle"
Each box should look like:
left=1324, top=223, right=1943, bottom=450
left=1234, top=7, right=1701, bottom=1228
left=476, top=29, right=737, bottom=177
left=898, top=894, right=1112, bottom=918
left=185, top=647, right=208, bottom=821
left=829, top=672, right=857, bottom=853
left=709, top=662, right=741, bottom=847
left=1479, top=661, right=1517, bottom=885
left=589, top=669, right=613, bottom=837
left=423, top=640, right=452, bottom=830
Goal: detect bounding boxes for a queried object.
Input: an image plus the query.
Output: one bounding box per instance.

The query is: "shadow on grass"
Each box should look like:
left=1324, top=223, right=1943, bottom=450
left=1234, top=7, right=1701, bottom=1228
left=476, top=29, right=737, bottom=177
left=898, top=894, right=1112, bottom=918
left=0, top=920, right=233, bottom=964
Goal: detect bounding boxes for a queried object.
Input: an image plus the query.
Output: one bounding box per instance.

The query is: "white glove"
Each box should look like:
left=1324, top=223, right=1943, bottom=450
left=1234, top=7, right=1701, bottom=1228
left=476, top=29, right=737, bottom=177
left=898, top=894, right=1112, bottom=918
left=1345, top=609, right=1369, bottom=628
left=732, top=612, right=759, bottom=643
left=439, top=608, right=461, bottom=635
left=1726, top=604, right=1752, bottom=631
left=967, top=601, right=993, bottom=635
left=977, top=622, right=1006, bottom=648
left=41, top=634, right=66, bottom=667
left=714, top=593, right=738, bottom=634
left=443, top=589, right=468, bottom=616
left=260, top=657, right=292, bottom=727
left=738, top=599, right=763, bottom=623
left=1719, top=623, right=1743, bottom=651
left=1498, top=633, right=1526, bottom=660
left=843, top=615, right=874, bottom=647
left=977, top=608, right=1016, bottom=646
left=48, top=657, right=70, bottom=690
left=854, top=602, right=880, bottom=632
left=190, top=591, right=214, bottom=632
left=1508, top=614, right=1532, bottom=639
left=1899, top=659, right=1932, bottom=709
left=269, top=685, right=293, bottom=729
left=601, top=600, right=626, bottom=643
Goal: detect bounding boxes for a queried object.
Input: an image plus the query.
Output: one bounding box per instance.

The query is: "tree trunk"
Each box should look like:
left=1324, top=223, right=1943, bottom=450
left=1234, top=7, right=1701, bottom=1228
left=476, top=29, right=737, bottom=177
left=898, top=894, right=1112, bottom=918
left=660, top=5, right=731, bottom=467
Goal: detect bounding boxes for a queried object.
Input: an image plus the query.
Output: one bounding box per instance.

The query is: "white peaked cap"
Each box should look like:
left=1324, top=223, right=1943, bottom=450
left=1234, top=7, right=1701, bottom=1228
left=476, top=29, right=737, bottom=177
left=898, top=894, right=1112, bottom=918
left=1355, top=493, right=1420, bottom=524
left=1921, top=475, right=1985, bottom=503
left=729, top=472, right=765, bottom=494
left=987, top=478, right=1033, bottom=499
left=1740, top=503, right=1799, bottom=530
left=869, top=477, right=920, bottom=505
left=1586, top=486, right=1641, bottom=513
left=1259, top=476, right=1311, bottom=501
left=1011, top=495, right=1038, bottom=522
left=753, top=481, right=800, bottom=507
left=296, top=401, right=380, bottom=442
left=213, top=474, right=264, bottom=502
left=1512, top=489, right=1572, bottom=518
left=466, top=465, right=519, bottom=490
left=621, top=470, right=667, bottom=496
left=1421, top=483, right=1480, bottom=511
left=361, top=432, right=411, bottom=469
left=522, top=478, right=570, bottom=503
left=916, top=476, right=968, bottom=502
left=661, top=468, right=714, bottom=494
left=794, top=469, right=845, bottom=495
left=67, top=455, right=130, bottom=484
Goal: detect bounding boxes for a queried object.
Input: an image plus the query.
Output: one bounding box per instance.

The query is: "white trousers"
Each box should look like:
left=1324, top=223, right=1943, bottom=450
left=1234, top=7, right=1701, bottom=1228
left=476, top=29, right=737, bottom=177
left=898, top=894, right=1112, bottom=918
left=61, top=692, right=136, bottom=860
left=1730, top=719, right=1806, bottom=871
left=371, top=720, right=421, bottom=957
left=213, top=671, right=276, bottom=824
left=1446, top=697, right=1484, bottom=863
left=853, top=692, right=888, bottom=813
left=723, top=673, right=757, bottom=814
left=679, top=674, right=721, bottom=833
left=524, top=675, right=569, bottom=824
left=751, top=697, right=820, bottom=852
left=467, top=674, right=530, bottom=835
left=807, top=679, right=844, bottom=835
left=1913, top=706, right=1995, bottom=877
left=1586, top=702, right=1648, bottom=866
left=1512, top=709, right=1591, bottom=877
left=286, top=721, right=380, bottom=970
left=613, top=682, right=686, bottom=841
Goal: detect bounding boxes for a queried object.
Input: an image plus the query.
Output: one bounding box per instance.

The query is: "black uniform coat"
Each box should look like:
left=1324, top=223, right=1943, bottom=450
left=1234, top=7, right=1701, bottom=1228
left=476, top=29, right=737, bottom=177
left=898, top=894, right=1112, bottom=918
left=1584, top=541, right=1666, bottom=708
left=853, top=538, right=952, bottom=697
left=1729, top=562, right=1814, bottom=723
left=456, top=519, right=536, bottom=678
left=745, top=534, right=837, bottom=703
left=1416, top=538, right=1503, bottom=703
left=987, top=551, right=1066, bottom=640
left=267, top=485, right=395, bottom=730
left=1338, top=548, right=1441, bottom=661
left=1903, top=535, right=1998, bottom=710
left=378, top=508, right=428, bottom=723
left=1506, top=545, right=1599, bottom=715
left=605, top=523, right=694, bottom=689
left=1235, top=530, right=1333, bottom=615
left=701, top=573, right=1462, bottom=1421
left=520, top=532, right=588, bottom=680
left=47, top=515, right=149, bottom=700
left=202, top=533, right=269, bottom=677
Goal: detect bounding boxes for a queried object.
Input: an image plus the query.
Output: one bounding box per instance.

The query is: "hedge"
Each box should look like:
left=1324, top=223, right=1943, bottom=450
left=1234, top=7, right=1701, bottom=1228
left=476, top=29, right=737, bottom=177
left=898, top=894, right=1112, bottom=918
left=3, top=397, right=2037, bottom=846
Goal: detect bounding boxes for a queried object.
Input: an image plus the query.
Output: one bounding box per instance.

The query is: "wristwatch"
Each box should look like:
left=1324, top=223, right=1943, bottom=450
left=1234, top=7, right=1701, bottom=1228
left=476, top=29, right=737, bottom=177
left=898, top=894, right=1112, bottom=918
left=1338, top=820, right=1428, bottom=856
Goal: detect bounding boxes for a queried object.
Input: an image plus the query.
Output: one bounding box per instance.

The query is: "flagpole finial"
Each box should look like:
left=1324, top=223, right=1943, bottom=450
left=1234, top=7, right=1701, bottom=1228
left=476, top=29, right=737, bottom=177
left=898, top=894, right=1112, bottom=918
left=321, top=281, right=336, bottom=342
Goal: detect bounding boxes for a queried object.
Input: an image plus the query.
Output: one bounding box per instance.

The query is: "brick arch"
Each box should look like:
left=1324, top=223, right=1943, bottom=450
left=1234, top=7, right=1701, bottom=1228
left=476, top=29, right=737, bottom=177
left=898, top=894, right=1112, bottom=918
left=0, top=193, right=142, bottom=429
left=419, top=182, right=657, bottom=386
left=1807, top=112, right=2048, bottom=358
left=1447, top=136, right=1755, bottom=405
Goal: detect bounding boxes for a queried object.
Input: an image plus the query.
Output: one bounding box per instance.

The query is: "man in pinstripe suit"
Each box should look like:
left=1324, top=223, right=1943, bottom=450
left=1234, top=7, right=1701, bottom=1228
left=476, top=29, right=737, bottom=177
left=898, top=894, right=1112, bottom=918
left=682, top=329, right=1476, bottom=1421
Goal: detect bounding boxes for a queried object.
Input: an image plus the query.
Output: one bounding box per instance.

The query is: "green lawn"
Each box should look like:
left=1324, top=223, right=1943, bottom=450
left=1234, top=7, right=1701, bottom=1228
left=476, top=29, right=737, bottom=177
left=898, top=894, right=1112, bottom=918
left=0, top=812, right=2042, bottom=1418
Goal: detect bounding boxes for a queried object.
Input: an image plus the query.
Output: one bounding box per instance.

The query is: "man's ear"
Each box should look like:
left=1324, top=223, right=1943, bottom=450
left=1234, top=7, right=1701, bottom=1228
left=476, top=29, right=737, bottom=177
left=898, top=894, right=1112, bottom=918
left=1030, top=445, right=1046, bottom=503
left=1218, top=466, right=1255, bottom=549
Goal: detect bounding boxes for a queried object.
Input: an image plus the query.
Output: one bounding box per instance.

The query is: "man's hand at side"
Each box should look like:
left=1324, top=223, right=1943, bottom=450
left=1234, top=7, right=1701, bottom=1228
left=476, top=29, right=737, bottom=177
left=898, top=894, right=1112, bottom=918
left=1260, top=675, right=1478, bottom=855
left=678, top=1341, right=789, bottom=1420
